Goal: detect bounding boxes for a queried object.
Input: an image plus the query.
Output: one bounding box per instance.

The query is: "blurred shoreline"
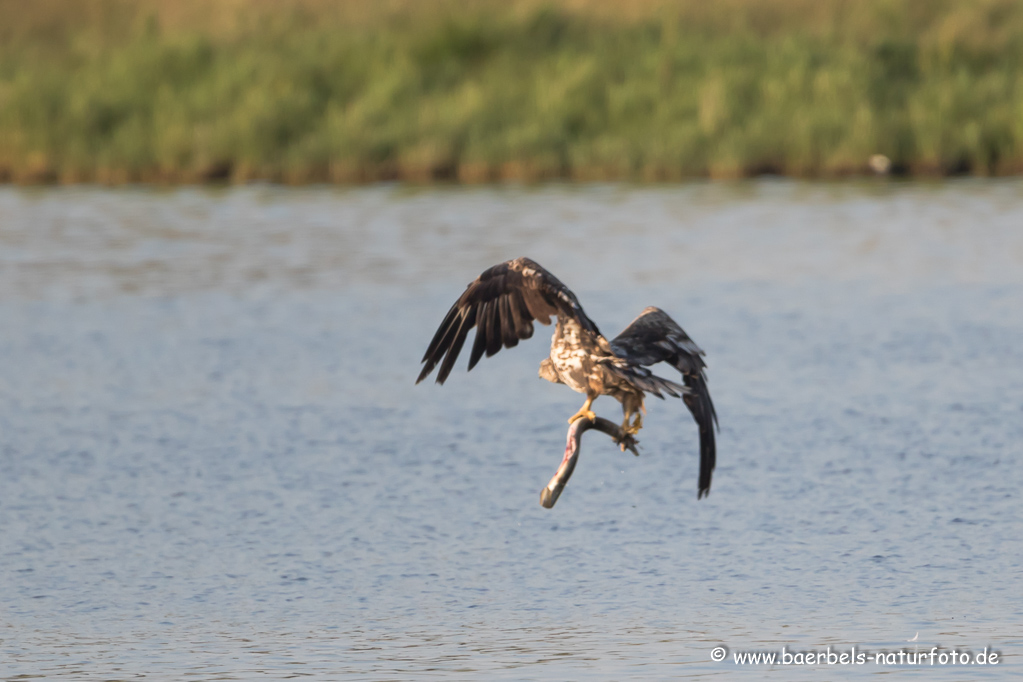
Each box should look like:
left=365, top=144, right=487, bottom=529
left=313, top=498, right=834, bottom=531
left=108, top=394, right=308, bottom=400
left=2, top=0, right=1022, bottom=185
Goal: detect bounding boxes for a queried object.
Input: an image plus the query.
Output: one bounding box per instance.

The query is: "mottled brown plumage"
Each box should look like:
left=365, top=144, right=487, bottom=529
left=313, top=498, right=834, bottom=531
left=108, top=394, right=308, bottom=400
left=417, top=257, right=718, bottom=498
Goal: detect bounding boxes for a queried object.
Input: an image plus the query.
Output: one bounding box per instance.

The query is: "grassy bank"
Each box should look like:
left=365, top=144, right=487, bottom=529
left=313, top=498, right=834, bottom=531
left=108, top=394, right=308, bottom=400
left=2, top=0, right=1023, bottom=184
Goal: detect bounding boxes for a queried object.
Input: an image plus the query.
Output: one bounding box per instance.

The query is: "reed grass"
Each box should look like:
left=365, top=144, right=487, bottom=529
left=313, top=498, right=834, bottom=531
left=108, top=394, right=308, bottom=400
left=2, top=0, right=1022, bottom=183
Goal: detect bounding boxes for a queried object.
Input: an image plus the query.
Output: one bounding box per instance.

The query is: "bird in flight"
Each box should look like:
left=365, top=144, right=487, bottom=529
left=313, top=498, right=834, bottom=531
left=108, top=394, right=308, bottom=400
left=416, top=257, right=718, bottom=498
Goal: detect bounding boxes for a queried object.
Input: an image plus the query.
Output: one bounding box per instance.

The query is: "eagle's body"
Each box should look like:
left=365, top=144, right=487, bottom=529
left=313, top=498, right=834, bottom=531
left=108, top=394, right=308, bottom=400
left=417, top=257, right=718, bottom=498
left=542, top=316, right=650, bottom=425
left=547, top=316, right=613, bottom=392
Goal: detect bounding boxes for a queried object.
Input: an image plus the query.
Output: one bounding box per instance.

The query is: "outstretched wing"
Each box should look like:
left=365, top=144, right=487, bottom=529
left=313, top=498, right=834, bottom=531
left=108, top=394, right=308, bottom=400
left=417, top=258, right=601, bottom=384
left=610, top=306, right=718, bottom=499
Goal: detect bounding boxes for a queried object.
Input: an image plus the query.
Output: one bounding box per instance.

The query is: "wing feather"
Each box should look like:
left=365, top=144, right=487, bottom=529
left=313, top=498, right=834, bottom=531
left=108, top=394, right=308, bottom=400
left=420, top=304, right=462, bottom=368
left=436, top=307, right=476, bottom=383
left=498, top=296, right=519, bottom=349
left=509, top=289, right=532, bottom=339
left=684, top=372, right=717, bottom=499
left=484, top=297, right=503, bottom=357
left=417, top=258, right=599, bottom=384
left=522, top=288, right=554, bottom=326
left=611, top=306, right=718, bottom=498
left=467, top=301, right=490, bottom=371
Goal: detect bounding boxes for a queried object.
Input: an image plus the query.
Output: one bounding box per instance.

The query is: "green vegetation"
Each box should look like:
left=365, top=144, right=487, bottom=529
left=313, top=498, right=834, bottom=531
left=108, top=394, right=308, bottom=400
left=2, top=0, right=1023, bottom=183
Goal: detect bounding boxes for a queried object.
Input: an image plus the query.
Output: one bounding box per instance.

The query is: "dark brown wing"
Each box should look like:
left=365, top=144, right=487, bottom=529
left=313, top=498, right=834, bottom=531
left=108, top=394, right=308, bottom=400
left=610, top=306, right=718, bottom=499
left=416, top=258, right=601, bottom=385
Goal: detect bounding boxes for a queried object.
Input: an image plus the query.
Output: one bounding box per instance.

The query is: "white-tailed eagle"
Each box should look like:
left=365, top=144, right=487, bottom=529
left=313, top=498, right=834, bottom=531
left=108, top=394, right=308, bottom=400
left=416, top=257, right=718, bottom=498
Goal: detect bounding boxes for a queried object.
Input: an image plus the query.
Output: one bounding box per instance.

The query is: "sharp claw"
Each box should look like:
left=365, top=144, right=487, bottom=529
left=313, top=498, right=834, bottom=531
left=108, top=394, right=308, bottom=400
left=619, top=411, right=643, bottom=436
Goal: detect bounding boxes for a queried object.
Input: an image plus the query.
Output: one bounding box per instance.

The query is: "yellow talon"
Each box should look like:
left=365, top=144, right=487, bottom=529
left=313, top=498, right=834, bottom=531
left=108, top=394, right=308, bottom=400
left=568, top=397, right=596, bottom=423
left=568, top=409, right=597, bottom=424
left=620, top=410, right=643, bottom=436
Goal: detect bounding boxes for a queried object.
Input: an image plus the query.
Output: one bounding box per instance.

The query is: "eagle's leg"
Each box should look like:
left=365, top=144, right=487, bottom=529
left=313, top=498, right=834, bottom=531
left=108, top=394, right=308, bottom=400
left=567, top=395, right=597, bottom=424
left=620, top=395, right=645, bottom=436
left=629, top=411, right=643, bottom=434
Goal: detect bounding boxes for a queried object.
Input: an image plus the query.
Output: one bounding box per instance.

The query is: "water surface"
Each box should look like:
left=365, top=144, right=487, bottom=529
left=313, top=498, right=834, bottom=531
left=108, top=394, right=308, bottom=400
left=1, top=181, right=1021, bottom=679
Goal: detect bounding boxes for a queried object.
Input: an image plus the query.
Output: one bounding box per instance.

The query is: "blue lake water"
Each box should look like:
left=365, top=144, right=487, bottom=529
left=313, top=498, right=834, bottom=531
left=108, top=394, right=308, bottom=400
left=1, top=181, right=1021, bottom=679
